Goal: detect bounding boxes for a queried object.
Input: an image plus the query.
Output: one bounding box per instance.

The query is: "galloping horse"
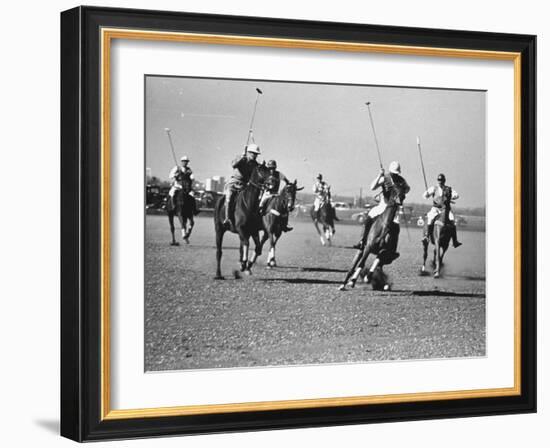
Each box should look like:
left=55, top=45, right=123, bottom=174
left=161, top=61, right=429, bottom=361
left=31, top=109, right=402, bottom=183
left=311, top=193, right=336, bottom=246
left=260, top=180, right=303, bottom=268
left=339, top=182, right=407, bottom=290
left=214, top=163, right=270, bottom=279
left=421, top=186, right=453, bottom=278
left=167, top=177, right=196, bottom=246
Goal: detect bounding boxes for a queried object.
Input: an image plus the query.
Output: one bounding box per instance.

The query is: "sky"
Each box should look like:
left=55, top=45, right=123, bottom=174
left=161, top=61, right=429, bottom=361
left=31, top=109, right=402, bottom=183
left=145, top=76, right=486, bottom=208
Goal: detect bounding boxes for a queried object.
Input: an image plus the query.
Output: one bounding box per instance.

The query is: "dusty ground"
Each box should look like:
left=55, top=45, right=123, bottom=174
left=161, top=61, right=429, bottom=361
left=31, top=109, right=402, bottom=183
left=145, top=215, right=485, bottom=371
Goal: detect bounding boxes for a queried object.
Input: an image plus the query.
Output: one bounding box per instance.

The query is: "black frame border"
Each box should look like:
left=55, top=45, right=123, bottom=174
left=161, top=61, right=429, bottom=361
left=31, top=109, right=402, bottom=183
left=61, top=6, right=536, bottom=442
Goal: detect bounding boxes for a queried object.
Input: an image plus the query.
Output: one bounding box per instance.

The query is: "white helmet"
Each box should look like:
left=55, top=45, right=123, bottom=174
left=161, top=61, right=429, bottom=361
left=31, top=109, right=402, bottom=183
left=389, top=160, right=401, bottom=174
left=180, top=155, right=190, bottom=162
left=246, top=143, right=261, bottom=154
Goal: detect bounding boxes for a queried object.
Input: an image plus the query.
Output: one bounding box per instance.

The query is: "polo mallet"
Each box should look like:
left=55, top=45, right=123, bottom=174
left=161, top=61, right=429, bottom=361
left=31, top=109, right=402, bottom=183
left=164, top=128, right=179, bottom=167
left=245, top=88, right=263, bottom=147
left=365, top=102, right=384, bottom=170
left=417, top=136, right=429, bottom=191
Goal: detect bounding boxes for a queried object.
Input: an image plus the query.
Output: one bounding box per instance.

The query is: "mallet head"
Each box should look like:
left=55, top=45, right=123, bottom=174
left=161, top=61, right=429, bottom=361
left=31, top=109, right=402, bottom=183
left=256, top=88, right=263, bottom=94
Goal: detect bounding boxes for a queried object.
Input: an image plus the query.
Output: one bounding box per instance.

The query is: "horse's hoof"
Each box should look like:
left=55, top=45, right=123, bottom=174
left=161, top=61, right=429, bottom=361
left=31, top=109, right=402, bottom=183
left=243, top=269, right=252, bottom=276
left=266, top=265, right=272, bottom=270
left=434, top=272, right=440, bottom=278
left=383, top=284, right=391, bottom=291
left=338, top=285, right=347, bottom=291
left=183, top=237, right=189, bottom=244
left=232, top=270, right=241, bottom=279
left=214, top=275, right=225, bottom=280
left=170, top=242, right=180, bottom=246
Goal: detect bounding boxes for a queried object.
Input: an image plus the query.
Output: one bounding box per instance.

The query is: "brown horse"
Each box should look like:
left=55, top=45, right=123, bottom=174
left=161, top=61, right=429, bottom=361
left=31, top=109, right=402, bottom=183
left=421, top=186, right=453, bottom=278
left=339, top=182, right=407, bottom=291
left=166, top=177, right=196, bottom=246
left=259, top=180, right=303, bottom=268
left=214, top=163, right=270, bottom=279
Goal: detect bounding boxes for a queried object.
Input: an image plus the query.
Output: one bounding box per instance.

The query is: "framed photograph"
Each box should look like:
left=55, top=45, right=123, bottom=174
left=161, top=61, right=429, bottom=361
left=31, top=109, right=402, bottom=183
left=61, top=6, right=536, bottom=442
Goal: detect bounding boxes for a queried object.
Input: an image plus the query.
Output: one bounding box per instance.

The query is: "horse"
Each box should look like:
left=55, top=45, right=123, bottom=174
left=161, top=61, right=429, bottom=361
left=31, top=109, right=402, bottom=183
left=421, top=186, right=453, bottom=278
left=166, top=177, right=196, bottom=246
left=339, top=182, right=407, bottom=291
left=259, top=180, right=303, bottom=268
left=213, top=163, right=270, bottom=279
left=311, top=193, right=336, bottom=246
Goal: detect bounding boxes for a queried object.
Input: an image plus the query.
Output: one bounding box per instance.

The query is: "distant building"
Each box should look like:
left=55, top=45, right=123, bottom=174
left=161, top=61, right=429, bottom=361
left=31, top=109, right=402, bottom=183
left=205, top=175, right=225, bottom=193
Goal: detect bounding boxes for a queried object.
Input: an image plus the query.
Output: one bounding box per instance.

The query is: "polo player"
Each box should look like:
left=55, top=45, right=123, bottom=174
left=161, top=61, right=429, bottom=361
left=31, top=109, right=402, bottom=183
left=312, top=174, right=331, bottom=215
left=168, top=155, right=198, bottom=214
left=423, top=173, right=462, bottom=248
left=354, top=161, right=410, bottom=250
left=259, top=159, right=293, bottom=232
left=223, top=143, right=261, bottom=226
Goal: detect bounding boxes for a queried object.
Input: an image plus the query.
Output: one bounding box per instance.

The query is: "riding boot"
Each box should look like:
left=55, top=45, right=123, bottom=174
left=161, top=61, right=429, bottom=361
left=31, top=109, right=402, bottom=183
left=353, top=215, right=373, bottom=249
left=224, top=191, right=235, bottom=227
left=282, top=215, right=293, bottom=232
left=425, top=223, right=435, bottom=244
left=451, top=224, right=462, bottom=248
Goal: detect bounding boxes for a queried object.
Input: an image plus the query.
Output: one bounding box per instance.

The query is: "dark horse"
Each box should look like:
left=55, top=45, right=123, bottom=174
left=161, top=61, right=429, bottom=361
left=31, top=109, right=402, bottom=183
left=259, top=180, right=303, bottom=268
left=421, top=186, right=453, bottom=278
left=166, top=177, right=196, bottom=246
left=339, top=182, right=407, bottom=291
left=214, top=163, right=270, bottom=279
left=311, top=191, right=336, bottom=246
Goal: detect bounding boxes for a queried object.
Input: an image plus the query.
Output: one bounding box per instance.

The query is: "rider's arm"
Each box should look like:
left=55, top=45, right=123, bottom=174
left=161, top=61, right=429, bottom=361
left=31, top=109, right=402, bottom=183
left=402, top=179, right=411, bottom=194
left=280, top=173, right=290, bottom=184
left=370, top=172, right=384, bottom=191
left=168, top=165, right=179, bottom=181
left=423, top=186, right=435, bottom=199
left=231, top=155, right=245, bottom=169
left=451, top=189, right=459, bottom=200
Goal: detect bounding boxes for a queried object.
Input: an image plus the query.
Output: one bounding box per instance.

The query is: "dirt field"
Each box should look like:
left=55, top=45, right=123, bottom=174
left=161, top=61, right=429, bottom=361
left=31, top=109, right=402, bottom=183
left=145, top=214, right=486, bottom=371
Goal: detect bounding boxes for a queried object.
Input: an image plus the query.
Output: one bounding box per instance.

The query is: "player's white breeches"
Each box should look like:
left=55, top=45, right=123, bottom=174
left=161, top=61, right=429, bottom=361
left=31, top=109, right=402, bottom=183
left=427, top=207, right=454, bottom=224
left=168, top=184, right=182, bottom=197
left=368, top=202, right=386, bottom=218
left=260, top=191, right=275, bottom=207
left=313, top=197, right=323, bottom=211
left=368, top=201, right=400, bottom=224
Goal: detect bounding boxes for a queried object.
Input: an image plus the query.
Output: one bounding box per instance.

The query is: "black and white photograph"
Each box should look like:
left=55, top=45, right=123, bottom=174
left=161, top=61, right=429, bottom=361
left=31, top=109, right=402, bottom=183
left=144, top=76, right=486, bottom=371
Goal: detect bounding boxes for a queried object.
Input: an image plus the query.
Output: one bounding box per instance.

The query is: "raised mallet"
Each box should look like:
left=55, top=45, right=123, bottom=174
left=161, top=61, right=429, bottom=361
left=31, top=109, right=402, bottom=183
left=416, top=136, right=429, bottom=190
left=164, top=127, right=179, bottom=167
left=246, top=88, right=263, bottom=146
left=365, top=102, right=383, bottom=170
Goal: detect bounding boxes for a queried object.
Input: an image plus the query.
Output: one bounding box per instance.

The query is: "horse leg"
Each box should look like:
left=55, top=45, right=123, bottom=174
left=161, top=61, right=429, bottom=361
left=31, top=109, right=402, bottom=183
left=168, top=213, right=179, bottom=246
left=266, top=233, right=276, bottom=268
left=214, top=225, right=225, bottom=280
left=420, top=238, right=428, bottom=275
left=240, top=235, right=251, bottom=274
left=183, top=216, right=194, bottom=243
left=339, top=249, right=364, bottom=290
left=313, top=219, right=325, bottom=246
left=271, top=234, right=280, bottom=267
left=176, top=210, right=185, bottom=241
left=325, top=226, right=333, bottom=246
left=248, top=233, right=262, bottom=269
left=434, top=243, right=441, bottom=278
